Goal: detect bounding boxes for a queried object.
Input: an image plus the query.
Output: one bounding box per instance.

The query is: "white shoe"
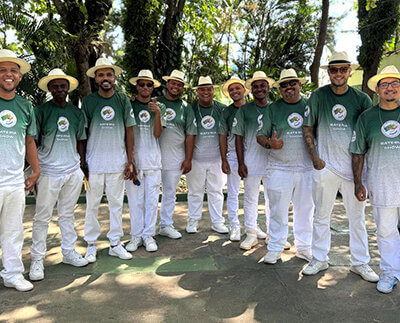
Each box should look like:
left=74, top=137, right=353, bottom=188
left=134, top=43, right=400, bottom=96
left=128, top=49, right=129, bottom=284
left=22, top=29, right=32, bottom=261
left=186, top=218, right=198, bottom=233
left=302, top=259, right=329, bottom=275
left=4, top=277, right=34, bottom=292
left=159, top=226, right=182, bottom=239
left=85, top=245, right=97, bottom=263
left=350, top=264, right=379, bottom=282
left=264, top=251, right=281, bottom=264
left=211, top=223, right=229, bottom=234
left=126, top=236, right=142, bottom=252
left=295, top=249, right=312, bottom=262
left=256, top=225, right=267, bottom=239
left=240, top=230, right=258, bottom=250
left=143, top=237, right=158, bottom=252
left=29, top=260, right=44, bottom=281
left=63, top=250, right=89, bottom=267
left=109, top=244, right=133, bottom=260
left=230, top=227, right=241, bottom=241
left=284, top=241, right=291, bottom=250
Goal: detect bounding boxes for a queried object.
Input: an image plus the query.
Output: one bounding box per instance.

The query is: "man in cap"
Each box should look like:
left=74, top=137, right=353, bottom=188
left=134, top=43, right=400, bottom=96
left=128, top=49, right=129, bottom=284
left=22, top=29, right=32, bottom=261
left=302, top=51, right=378, bottom=282
left=29, top=69, right=88, bottom=282
left=232, top=71, right=272, bottom=250
left=351, top=65, right=400, bottom=293
left=257, top=69, right=314, bottom=264
left=186, top=76, right=229, bottom=234
left=83, top=58, right=135, bottom=262
left=157, top=70, right=196, bottom=240
left=0, top=49, right=39, bottom=291
left=125, top=70, right=166, bottom=252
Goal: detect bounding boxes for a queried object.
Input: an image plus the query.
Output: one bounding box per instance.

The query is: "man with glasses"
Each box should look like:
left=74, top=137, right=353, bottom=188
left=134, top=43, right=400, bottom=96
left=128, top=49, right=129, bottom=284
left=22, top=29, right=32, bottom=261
left=351, top=65, right=400, bottom=293
left=257, top=69, right=314, bottom=264
left=302, top=51, right=378, bottom=282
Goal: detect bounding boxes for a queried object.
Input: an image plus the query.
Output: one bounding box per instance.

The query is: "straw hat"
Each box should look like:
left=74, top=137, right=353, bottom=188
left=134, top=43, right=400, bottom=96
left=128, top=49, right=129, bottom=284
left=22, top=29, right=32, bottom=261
left=129, top=69, right=161, bottom=88
left=320, top=51, right=359, bottom=70
left=245, top=71, right=275, bottom=89
left=367, top=65, right=400, bottom=92
left=162, top=70, right=189, bottom=88
left=273, top=68, right=306, bottom=88
left=86, top=58, right=123, bottom=78
left=193, top=76, right=219, bottom=90
left=0, top=49, right=31, bottom=74
left=38, top=68, right=79, bottom=92
left=222, top=76, right=250, bottom=97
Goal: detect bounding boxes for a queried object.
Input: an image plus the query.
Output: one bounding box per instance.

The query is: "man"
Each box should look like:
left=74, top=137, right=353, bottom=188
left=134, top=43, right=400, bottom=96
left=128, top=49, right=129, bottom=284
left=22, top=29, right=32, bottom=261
left=125, top=70, right=165, bottom=252
left=29, top=69, right=88, bottom=282
left=257, top=69, right=313, bottom=264
left=186, top=76, right=229, bottom=234
left=157, top=70, right=196, bottom=240
left=232, top=71, right=272, bottom=250
left=302, top=51, right=378, bottom=282
left=0, top=49, right=39, bottom=291
left=218, top=76, right=248, bottom=241
left=83, top=58, right=135, bottom=262
left=351, top=65, right=400, bottom=293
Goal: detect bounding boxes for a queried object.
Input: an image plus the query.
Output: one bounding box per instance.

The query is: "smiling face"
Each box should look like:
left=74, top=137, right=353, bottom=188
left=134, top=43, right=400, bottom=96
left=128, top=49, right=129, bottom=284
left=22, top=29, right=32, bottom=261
left=48, top=79, right=70, bottom=105
left=327, top=64, right=352, bottom=88
left=251, top=80, right=269, bottom=101
left=376, top=77, right=400, bottom=104
left=228, top=83, right=246, bottom=103
left=197, top=86, right=214, bottom=106
left=94, top=68, right=116, bottom=92
left=166, top=79, right=184, bottom=100
left=0, top=61, right=22, bottom=96
left=136, top=79, right=154, bottom=101
left=279, top=79, right=301, bottom=103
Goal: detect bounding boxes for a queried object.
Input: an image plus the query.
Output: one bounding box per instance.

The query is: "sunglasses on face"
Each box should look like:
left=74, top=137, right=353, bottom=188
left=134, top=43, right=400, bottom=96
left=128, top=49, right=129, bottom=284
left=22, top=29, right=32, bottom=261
left=328, top=66, right=350, bottom=74
left=138, top=82, right=154, bottom=88
left=280, top=80, right=299, bottom=88
left=378, top=80, right=400, bottom=89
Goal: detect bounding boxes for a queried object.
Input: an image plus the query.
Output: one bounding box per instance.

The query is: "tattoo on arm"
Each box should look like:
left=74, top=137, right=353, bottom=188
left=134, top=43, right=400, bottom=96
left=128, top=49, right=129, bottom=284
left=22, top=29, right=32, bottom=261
left=303, top=126, right=318, bottom=159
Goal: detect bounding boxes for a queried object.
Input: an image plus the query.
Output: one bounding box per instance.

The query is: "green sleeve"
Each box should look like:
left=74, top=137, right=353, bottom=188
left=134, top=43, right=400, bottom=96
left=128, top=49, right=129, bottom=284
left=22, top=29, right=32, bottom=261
left=123, top=95, right=136, bottom=127
left=26, top=102, right=37, bottom=137
left=218, top=109, right=229, bottom=135
left=350, top=115, right=367, bottom=155
left=257, top=107, right=272, bottom=137
left=185, top=103, right=197, bottom=135
left=303, top=91, right=318, bottom=127
left=231, top=108, right=244, bottom=136
left=360, top=92, right=373, bottom=112
left=77, top=109, right=87, bottom=141
left=159, top=102, right=167, bottom=127
left=81, top=97, right=90, bottom=128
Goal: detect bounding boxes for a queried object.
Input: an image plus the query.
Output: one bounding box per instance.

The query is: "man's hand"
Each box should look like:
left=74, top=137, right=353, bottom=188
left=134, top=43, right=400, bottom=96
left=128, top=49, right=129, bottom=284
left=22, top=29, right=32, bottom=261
left=355, top=182, right=367, bottom=202
left=222, top=160, right=231, bottom=175
left=238, top=163, right=248, bottom=178
left=81, top=164, right=89, bottom=180
left=181, top=159, right=192, bottom=174
left=148, top=97, right=160, bottom=114
left=25, top=171, right=39, bottom=191
left=312, top=157, right=326, bottom=170
left=124, top=162, right=137, bottom=182
left=269, top=131, right=284, bottom=149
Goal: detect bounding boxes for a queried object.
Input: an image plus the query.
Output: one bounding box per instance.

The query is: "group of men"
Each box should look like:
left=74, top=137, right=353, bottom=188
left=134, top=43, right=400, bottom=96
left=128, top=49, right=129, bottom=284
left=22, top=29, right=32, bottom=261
left=1, top=48, right=399, bottom=294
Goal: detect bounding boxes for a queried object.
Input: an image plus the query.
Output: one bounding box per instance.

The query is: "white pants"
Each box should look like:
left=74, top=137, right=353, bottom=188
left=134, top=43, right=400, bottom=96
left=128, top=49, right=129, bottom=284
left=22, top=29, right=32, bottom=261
left=159, top=169, right=182, bottom=228
left=0, top=186, right=25, bottom=283
left=31, top=168, right=84, bottom=260
left=266, top=169, right=314, bottom=252
left=126, top=170, right=161, bottom=238
left=84, top=172, right=125, bottom=245
left=312, top=168, right=370, bottom=265
left=226, top=159, right=241, bottom=229
left=374, top=207, right=400, bottom=280
left=243, top=175, right=270, bottom=231
left=186, top=159, right=226, bottom=224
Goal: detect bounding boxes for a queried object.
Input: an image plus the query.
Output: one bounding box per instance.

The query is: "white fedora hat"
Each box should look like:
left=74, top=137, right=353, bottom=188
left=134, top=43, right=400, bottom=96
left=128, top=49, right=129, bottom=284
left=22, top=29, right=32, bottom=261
left=367, top=65, right=400, bottom=92
left=222, top=76, right=249, bottom=97
left=162, top=69, right=189, bottom=88
left=0, top=49, right=31, bottom=74
left=245, top=71, right=275, bottom=89
left=38, top=68, right=79, bottom=92
left=129, top=69, right=161, bottom=88
left=193, top=76, right=219, bottom=90
left=320, top=51, right=359, bottom=70
left=86, top=57, right=123, bottom=78
left=273, top=68, right=306, bottom=88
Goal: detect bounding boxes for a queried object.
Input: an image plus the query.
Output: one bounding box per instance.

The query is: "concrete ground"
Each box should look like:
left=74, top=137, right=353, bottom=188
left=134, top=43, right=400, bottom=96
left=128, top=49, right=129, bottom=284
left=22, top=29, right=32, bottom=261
left=0, top=195, right=399, bottom=322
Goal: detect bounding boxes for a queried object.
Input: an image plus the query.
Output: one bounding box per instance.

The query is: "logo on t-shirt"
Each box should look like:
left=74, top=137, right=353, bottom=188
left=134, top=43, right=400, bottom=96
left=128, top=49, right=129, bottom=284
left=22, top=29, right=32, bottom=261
left=139, top=110, right=150, bottom=123
left=101, top=106, right=115, bottom=121
left=304, top=105, right=310, bottom=117
left=0, top=110, right=17, bottom=128
left=130, top=108, right=135, bottom=119
left=332, top=104, right=347, bottom=121
left=57, top=117, right=69, bottom=132
left=232, top=117, right=237, bottom=128
left=193, top=118, right=197, bottom=127
left=257, top=114, right=263, bottom=131
left=164, top=108, right=176, bottom=121
left=381, top=120, right=400, bottom=138
left=287, top=113, right=303, bottom=129
left=351, top=130, right=356, bottom=142
left=201, top=116, right=215, bottom=129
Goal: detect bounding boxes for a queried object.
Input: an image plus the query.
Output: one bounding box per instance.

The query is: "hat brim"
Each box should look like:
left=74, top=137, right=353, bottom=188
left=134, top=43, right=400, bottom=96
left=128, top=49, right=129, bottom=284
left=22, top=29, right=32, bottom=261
left=192, top=84, right=219, bottom=90
left=367, top=73, right=400, bottom=92
left=273, top=77, right=306, bottom=88
left=38, top=75, right=79, bottom=93
left=0, top=57, right=31, bottom=75
left=320, top=63, right=359, bottom=70
left=86, top=64, right=123, bottom=78
left=222, top=79, right=250, bottom=97
left=129, top=76, right=161, bottom=88
left=162, top=76, right=189, bottom=88
left=245, top=77, right=275, bottom=90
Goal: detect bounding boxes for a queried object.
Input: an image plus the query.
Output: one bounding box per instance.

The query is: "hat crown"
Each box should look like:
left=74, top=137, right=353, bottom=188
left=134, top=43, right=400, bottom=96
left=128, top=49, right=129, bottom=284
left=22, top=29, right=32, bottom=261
left=328, top=51, right=351, bottom=64
left=95, top=57, right=113, bottom=67
left=137, top=69, right=155, bottom=79
left=47, top=68, right=67, bottom=77
left=169, top=69, right=185, bottom=80
left=0, top=49, right=19, bottom=59
left=379, top=65, right=400, bottom=75
left=279, top=68, right=298, bottom=80
left=197, top=76, right=213, bottom=86
left=252, top=71, right=267, bottom=79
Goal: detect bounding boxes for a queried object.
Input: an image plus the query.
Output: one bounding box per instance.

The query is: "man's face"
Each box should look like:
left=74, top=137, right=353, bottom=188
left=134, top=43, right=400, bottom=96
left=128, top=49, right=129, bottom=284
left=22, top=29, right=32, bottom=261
left=166, top=79, right=184, bottom=98
left=94, top=68, right=115, bottom=92
left=327, top=64, right=351, bottom=87
left=228, top=83, right=246, bottom=102
left=279, top=79, right=301, bottom=101
left=48, top=79, right=69, bottom=103
left=136, top=79, right=154, bottom=98
left=197, top=86, right=214, bottom=104
left=376, top=77, right=400, bottom=103
left=251, top=80, right=269, bottom=100
left=0, top=61, right=22, bottom=93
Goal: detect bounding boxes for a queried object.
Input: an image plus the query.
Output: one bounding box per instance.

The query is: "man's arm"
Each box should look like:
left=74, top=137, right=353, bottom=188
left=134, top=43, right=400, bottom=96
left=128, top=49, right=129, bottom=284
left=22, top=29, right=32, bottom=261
left=303, top=125, right=325, bottom=170
left=124, top=126, right=136, bottom=181
left=235, top=134, right=247, bottom=178
left=25, top=136, right=40, bottom=190
left=352, top=153, right=366, bottom=201
left=77, top=139, right=89, bottom=179
left=219, top=134, right=231, bottom=174
left=181, top=134, right=195, bottom=174
left=256, top=131, right=283, bottom=149
left=148, top=98, right=162, bottom=138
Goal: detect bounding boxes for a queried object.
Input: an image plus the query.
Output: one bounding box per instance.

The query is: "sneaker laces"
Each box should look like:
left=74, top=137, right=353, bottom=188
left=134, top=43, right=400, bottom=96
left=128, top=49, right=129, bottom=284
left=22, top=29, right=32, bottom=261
left=31, top=260, right=43, bottom=271
left=380, top=272, right=397, bottom=283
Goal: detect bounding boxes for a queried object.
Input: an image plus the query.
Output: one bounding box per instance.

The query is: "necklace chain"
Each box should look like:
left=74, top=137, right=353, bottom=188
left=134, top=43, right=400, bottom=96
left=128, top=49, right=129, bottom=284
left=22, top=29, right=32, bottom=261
left=197, top=102, right=214, bottom=120
left=378, top=105, right=400, bottom=126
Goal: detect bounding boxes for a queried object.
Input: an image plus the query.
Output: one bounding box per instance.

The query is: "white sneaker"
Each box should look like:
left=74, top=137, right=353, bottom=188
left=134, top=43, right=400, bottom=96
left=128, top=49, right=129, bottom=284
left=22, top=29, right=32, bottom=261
left=256, top=225, right=267, bottom=239
left=264, top=251, right=281, bottom=264
left=377, top=273, right=398, bottom=294
left=240, top=230, right=258, bottom=250
left=159, top=226, right=182, bottom=239
left=295, top=249, right=312, bottom=262
left=29, top=260, right=44, bottom=281
left=230, top=227, right=241, bottom=241
left=350, top=264, right=379, bottom=282
left=109, top=244, right=133, bottom=260
left=63, top=250, right=89, bottom=267
left=4, top=277, right=34, bottom=292
left=302, top=259, right=329, bottom=275
left=143, top=237, right=158, bottom=252
left=85, top=245, right=97, bottom=263
left=211, top=223, right=229, bottom=234
left=186, top=218, right=198, bottom=233
left=284, top=241, right=291, bottom=250
left=126, top=236, right=142, bottom=252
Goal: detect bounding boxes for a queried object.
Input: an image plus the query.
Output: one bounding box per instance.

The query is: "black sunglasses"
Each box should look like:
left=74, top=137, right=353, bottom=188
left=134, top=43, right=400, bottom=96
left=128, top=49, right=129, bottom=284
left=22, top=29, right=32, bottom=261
left=280, top=80, right=299, bottom=88
left=138, top=82, right=154, bottom=88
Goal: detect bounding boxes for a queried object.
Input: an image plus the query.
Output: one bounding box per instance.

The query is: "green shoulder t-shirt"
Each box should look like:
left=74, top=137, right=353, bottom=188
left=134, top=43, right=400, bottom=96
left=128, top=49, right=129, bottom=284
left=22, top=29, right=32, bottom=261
left=218, top=103, right=239, bottom=162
